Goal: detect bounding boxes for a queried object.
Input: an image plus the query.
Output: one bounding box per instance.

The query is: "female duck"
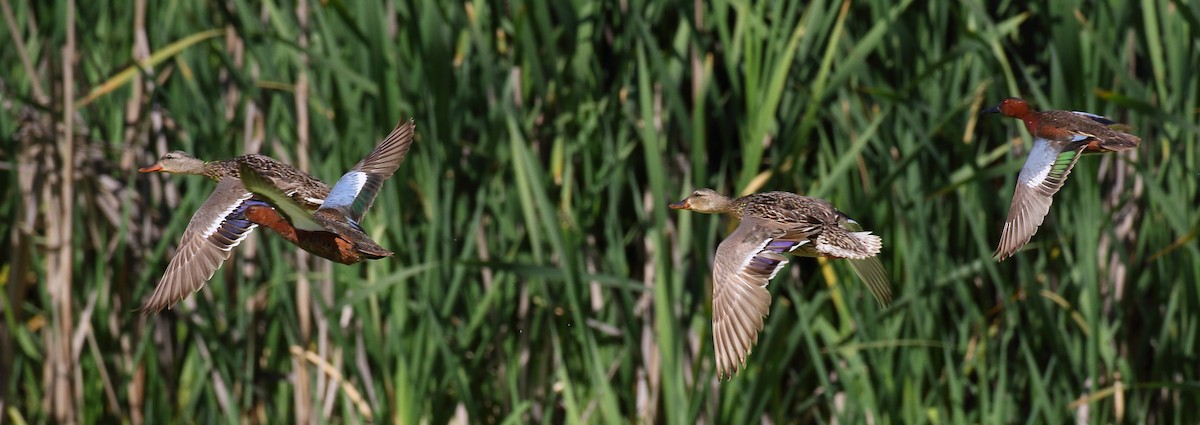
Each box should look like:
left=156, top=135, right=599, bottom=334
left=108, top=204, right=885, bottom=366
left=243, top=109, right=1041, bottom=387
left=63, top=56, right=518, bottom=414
left=138, top=119, right=415, bottom=312
left=670, top=188, right=891, bottom=379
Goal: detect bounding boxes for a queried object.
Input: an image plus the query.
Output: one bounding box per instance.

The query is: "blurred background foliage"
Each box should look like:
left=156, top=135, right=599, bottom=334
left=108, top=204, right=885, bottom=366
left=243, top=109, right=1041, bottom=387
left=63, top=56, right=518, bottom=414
left=1, top=0, right=1199, bottom=423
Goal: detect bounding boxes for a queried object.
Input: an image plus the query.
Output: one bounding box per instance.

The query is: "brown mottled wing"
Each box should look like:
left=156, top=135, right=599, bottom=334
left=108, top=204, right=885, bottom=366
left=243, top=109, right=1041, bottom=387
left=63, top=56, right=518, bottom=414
left=710, top=217, right=808, bottom=380
left=229, top=154, right=330, bottom=208
left=1042, top=111, right=1141, bottom=151
left=320, top=119, right=416, bottom=223
left=995, top=138, right=1086, bottom=260
left=141, top=178, right=257, bottom=313
left=238, top=162, right=325, bottom=231
left=846, top=257, right=892, bottom=307
left=1066, top=110, right=1115, bottom=125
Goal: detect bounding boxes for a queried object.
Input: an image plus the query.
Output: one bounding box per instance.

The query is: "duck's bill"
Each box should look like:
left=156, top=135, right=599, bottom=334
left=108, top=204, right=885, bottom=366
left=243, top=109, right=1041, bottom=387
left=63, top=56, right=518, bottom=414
left=668, top=200, right=689, bottom=209
left=138, top=163, right=164, bottom=173
left=981, top=105, right=1001, bottom=114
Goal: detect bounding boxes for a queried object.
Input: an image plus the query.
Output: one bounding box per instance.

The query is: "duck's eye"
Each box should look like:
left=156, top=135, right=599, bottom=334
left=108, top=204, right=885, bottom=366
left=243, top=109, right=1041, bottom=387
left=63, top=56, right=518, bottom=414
left=692, top=191, right=703, bottom=197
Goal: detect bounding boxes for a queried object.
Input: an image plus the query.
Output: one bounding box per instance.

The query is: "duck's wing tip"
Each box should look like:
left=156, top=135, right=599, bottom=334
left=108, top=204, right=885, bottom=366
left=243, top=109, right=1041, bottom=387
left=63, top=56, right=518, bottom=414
left=846, top=256, right=892, bottom=307
left=993, top=192, right=1048, bottom=263
left=353, top=118, right=417, bottom=176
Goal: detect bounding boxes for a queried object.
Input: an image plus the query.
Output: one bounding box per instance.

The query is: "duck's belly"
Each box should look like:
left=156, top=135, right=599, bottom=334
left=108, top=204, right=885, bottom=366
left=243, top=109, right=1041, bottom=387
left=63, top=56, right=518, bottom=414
left=244, top=205, right=362, bottom=265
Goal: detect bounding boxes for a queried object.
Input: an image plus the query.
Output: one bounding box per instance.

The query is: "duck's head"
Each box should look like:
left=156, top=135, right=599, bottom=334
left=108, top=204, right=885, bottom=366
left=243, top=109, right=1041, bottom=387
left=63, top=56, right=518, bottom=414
left=139, top=151, right=207, bottom=175
left=669, top=188, right=733, bottom=214
left=982, top=97, right=1032, bottom=118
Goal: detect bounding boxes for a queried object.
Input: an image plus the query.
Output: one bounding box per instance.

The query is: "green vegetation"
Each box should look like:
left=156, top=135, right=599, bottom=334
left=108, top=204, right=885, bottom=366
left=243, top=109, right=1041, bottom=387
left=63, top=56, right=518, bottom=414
left=2, top=0, right=1198, bottom=423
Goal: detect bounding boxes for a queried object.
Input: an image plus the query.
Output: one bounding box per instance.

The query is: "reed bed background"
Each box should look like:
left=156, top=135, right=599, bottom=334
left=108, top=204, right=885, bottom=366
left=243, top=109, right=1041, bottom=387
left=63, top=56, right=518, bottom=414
left=1, top=0, right=1198, bottom=423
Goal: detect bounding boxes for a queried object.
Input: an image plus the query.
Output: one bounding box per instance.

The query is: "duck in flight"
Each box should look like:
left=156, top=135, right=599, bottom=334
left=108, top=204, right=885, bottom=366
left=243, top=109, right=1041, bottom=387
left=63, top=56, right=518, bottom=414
left=983, top=98, right=1140, bottom=260
left=670, top=188, right=891, bottom=379
left=238, top=119, right=416, bottom=263
left=137, top=119, right=416, bottom=312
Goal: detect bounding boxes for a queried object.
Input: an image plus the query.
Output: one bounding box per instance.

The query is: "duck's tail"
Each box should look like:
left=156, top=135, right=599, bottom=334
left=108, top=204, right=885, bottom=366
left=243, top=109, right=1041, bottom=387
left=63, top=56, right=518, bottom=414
left=353, top=238, right=394, bottom=259
left=1102, top=131, right=1141, bottom=151
left=820, top=219, right=892, bottom=307
left=816, top=220, right=882, bottom=260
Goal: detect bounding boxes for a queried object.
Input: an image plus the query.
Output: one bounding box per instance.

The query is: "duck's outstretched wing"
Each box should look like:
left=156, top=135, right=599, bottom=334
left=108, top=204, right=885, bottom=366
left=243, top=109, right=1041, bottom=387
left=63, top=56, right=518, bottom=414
left=995, top=138, right=1086, bottom=260
left=320, top=119, right=416, bottom=223
left=142, top=178, right=259, bottom=313
left=710, top=218, right=810, bottom=380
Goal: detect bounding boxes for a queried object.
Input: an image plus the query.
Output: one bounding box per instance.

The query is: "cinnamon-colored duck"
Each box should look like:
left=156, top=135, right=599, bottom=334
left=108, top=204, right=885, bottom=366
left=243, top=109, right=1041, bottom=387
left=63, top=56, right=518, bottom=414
left=138, top=119, right=415, bottom=312
left=983, top=98, right=1140, bottom=260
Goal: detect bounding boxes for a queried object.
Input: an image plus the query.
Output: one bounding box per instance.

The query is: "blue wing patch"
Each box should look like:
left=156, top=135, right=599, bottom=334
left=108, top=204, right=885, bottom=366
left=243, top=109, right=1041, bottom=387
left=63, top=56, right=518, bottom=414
left=323, top=171, right=368, bottom=210
left=208, top=199, right=269, bottom=250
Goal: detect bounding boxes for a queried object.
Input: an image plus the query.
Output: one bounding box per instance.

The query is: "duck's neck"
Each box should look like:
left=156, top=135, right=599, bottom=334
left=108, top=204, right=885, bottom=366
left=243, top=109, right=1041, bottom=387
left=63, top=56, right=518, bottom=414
left=202, top=159, right=236, bottom=181
left=1006, top=106, right=1039, bottom=134
left=1018, top=115, right=1040, bottom=135
left=724, top=196, right=747, bottom=220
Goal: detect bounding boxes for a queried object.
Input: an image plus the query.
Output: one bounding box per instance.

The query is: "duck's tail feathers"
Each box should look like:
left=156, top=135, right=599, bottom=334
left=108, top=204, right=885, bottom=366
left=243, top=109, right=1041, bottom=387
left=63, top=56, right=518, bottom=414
left=349, top=232, right=393, bottom=259
left=816, top=222, right=882, bottom=260
left=1104, top=131, right=1141, bottom=151
left=356, top=243, right=394, bottom=259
